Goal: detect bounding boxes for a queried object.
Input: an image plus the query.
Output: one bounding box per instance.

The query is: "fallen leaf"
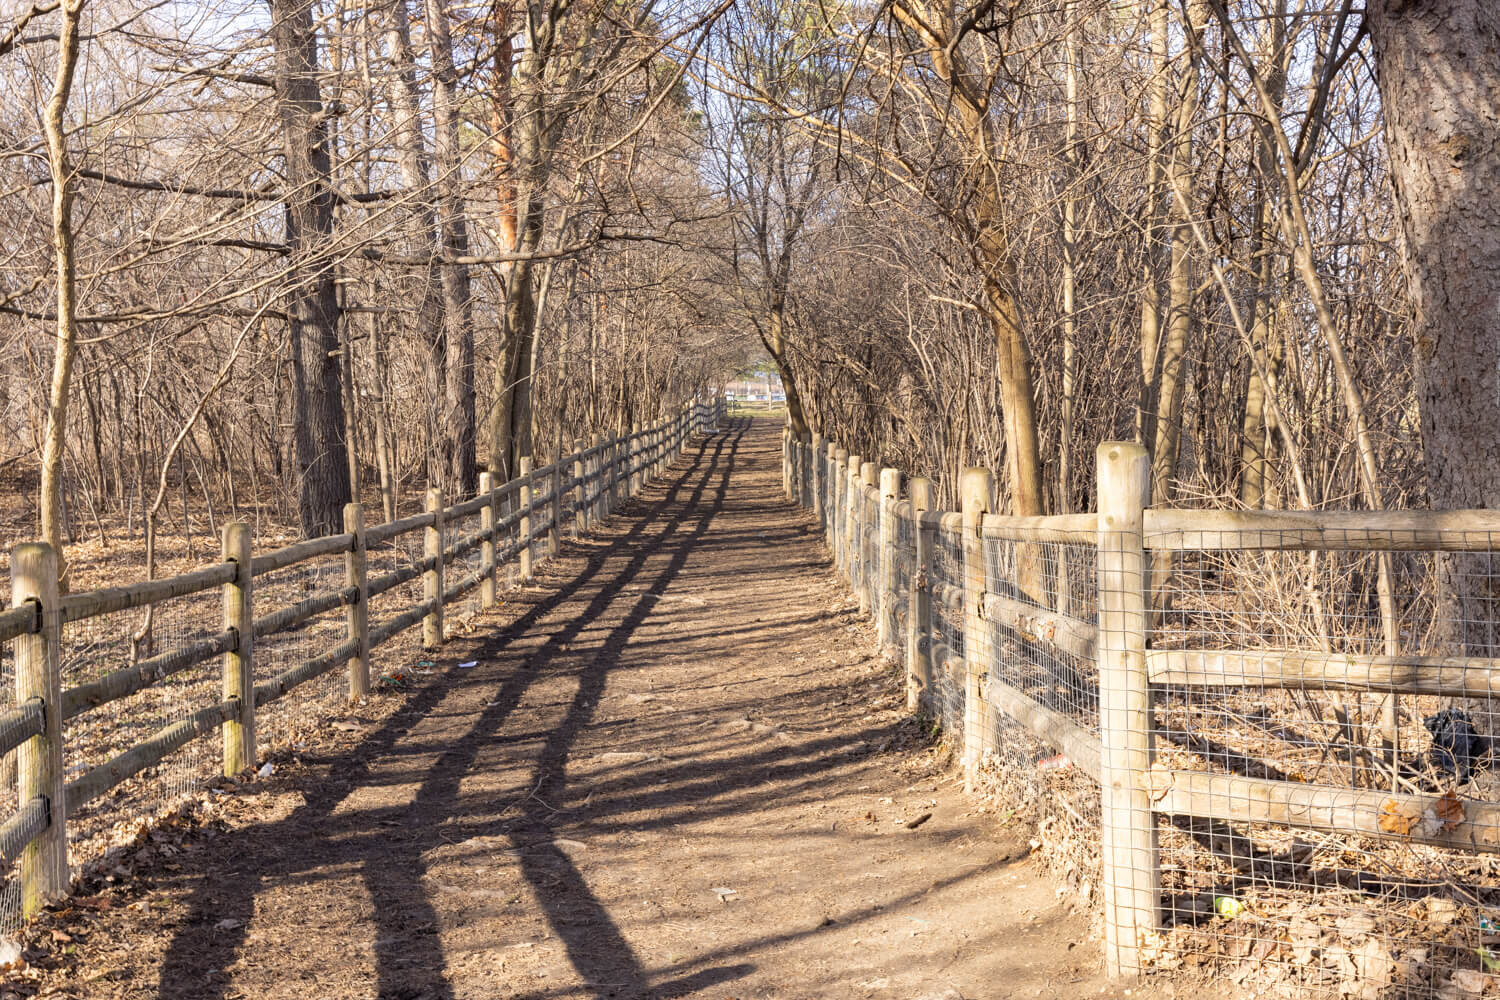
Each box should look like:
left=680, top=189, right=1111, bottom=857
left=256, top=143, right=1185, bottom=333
left=1448, top=969, right=1486, bottom=996
left=1379, top=798, right=1419, bottom=836
left=1435, top=791, right=1466, bottom=831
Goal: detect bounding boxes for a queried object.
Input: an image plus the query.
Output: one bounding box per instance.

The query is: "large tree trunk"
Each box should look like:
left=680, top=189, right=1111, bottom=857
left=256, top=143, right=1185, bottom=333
left=1367, top=2, right=1500, bottom=511
left=270, top=0, right=352, bottom=537
left=425, top=0, right=478, bottom=497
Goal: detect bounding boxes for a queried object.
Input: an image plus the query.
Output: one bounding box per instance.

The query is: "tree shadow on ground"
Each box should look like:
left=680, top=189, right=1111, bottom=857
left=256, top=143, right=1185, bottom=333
left=151, top=418, right=917, bottom=1000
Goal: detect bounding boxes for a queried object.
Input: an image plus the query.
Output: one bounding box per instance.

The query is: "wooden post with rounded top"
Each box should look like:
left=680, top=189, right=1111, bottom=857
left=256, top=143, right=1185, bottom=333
left=878, top=468, right=901, bottom=653
left=221, top=523, right=255, bottom=775
left=608, top=433, right=621, bottom=510
left=960, top=467, right=992, bottom=792
left=479, top=473, right=497, bottom=610
left=845, top=454, right=862, bottom=585
left=519, top=456, right=534, bottom=582
left=423, top=487, right=445, bottom=648
left=858, top=462, right=878, bottom=615
left=593, top=433, right=607, bottom=522
left=786, top=425, right=798, bottom=497
left=824, top=442, right=837, bottom=537
left=907, top=477, right=935, bottom=712
left=630, top=423, right=642, bottom=496
left=812, top=434, right=825, bottom=524
left=343, top=504, right=370, bottom=701
left=573, top=439, right=587, bottom=535
left=1096, top=442, right=1159, bottom=977
left=832, top=448, right=849, bottom=573
left=12, top=543, right=66, bottom=916
left=549, top=448, right=563, bottom=556
left=804, top=431, right=816, bottom=509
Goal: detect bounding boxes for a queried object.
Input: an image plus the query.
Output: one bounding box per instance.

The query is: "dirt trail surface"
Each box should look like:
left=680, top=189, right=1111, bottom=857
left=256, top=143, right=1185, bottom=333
left=26, top=419, right=1176, bottom=1000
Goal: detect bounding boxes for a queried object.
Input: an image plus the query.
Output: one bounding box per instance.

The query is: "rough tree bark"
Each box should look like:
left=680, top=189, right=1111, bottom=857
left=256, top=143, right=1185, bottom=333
left=1366, top=2, right=1500, bottom=511
left=270, top=0, right=352, bottom=536
left=425, top=0, right=478, bottom=496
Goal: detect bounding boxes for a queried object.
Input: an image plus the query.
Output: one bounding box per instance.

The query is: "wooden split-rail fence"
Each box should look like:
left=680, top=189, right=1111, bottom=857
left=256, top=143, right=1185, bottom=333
left=784, top=429, right=1500, bottom=978
left=0, top=399, right=723, bottom=921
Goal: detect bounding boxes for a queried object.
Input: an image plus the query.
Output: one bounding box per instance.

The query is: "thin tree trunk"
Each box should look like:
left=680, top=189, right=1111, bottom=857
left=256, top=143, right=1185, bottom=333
left=382, top=0, right=448, bottom=491
left=426, top=0, right=477, bottom=496
left=39, top=0, right=87, bottom=587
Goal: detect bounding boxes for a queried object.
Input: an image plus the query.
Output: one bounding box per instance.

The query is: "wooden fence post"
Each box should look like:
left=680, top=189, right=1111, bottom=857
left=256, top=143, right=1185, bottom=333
left=424, top=487, right=445, bottom=648
left=12, top=543, right=66, bottom=915
left=799, top=433, right=812, bottom=507
left=791, top=434, right=802, bottom=504
left=960, top=467, right=992, bottom=792
left=845, top=454, right=862, bottom=584
left=878, top=467, right=901, bottom=654
left=812, top=433, right=825, bottom=524
left=832, top=448, right=849, bottom=574
left=519, top=456, right=534, bottom=582
left=907, top=477, right=935, bottom=712
left=343, top=505, right=370, bottom=701
left=630, top=423, right=642, bottom=496
left=828, top=443, right=840, bottom=539
left=550, top=449, right=563, bottom=556
left=593, top=433, right=607, bottom=522
left=572, top=439, right=586, bottom=535
left=220, top=523, right=255, bottom=776
left=609, top=433, right=621, bottom=510
left=1096, top=442, right=1159, bottom=977
left=479, top=473, right=497, bottom=610
left=859, top=462, right=877, bottom=615
left=786, top=425, right=798, bottom=497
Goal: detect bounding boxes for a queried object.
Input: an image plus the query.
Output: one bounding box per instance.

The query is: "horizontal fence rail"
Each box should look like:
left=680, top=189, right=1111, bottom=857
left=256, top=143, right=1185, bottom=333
left=0, top=399, right=723, bottom=924
left=784, top=426, right=1500, bottom=993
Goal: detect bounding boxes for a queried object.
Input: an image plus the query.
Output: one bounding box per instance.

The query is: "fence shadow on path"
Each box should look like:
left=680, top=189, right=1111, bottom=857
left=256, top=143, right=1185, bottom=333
left=151, top=417, right=897, bottom=1000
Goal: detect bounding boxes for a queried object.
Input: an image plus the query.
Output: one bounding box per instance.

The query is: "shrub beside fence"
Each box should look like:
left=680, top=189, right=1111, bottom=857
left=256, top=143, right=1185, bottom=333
left=0, top=400, right=722, bottom=933
left=787, top=428, right=1500, bottom=998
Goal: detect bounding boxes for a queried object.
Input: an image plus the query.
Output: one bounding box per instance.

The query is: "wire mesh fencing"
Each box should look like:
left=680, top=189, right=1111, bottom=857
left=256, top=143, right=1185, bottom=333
left=254, top=555, right=352, bottom=748
left=0, top=633, right=18, bottom=935
left=977, top=537, right=1104, bottom=902
left=926, top=520, right=967, bottom=738
left=61, top=596, right=221, bottom=870
left=789, top=436, right=1500, bottom=997
left=1145, top=528, right=1500, bottom=999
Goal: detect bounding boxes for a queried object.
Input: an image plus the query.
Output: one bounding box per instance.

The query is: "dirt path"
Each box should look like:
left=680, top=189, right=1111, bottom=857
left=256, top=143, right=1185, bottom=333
left=30, top=419, right=1171, bottom=1000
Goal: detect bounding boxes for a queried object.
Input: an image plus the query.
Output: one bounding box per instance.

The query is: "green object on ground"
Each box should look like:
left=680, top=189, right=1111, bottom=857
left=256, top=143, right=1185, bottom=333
left=1214, top=896, right=1244, bottom=919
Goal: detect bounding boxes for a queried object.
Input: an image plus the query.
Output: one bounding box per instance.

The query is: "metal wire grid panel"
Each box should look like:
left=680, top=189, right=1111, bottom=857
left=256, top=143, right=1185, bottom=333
left=889, top=507, right=914, bottom=658
left=254, top=556, right=354, bottom=749
left=445, top=506, right=487, bottom=627
left=0, top=634, right=18, bottom=935
left=366, top=532, right=429, bottom=687
left=60, top=594, right=222, bottom=870
left=1146, top=530, right=1500, bottom=998
left=862, top=490, right=879, bottom=614
left=927, top=522, right=966, bottom=737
